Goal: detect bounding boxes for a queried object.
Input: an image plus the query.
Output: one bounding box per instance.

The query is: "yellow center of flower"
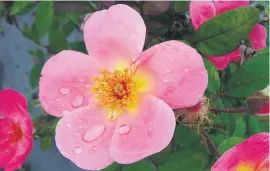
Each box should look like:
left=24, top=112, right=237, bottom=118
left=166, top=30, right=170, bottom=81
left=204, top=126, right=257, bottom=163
left=92, top=68, right=138, bottom=119
left=236, top=163, right=256, bottom=171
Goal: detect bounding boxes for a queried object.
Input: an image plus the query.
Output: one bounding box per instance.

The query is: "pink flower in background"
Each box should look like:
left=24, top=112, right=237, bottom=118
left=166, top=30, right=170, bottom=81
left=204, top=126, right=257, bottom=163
left=212, top=133, right=269, bottom=171
left=0, top=89, right=33, bottom=171
left=39, top=4, right=207, bottom=170
left=190, top=0, right=267, bottom=70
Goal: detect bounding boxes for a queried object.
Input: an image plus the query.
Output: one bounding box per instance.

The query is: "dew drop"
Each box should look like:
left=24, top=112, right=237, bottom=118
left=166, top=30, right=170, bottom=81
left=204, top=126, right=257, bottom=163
left=92, top=146, right=98, bottom=151
left=74, top=147, right=82, bottom=154
left=85, top=84, right=90, bottom=88
left=56, top=97, right=60, bottom=102
left=72, top=95, right=84, bottom=107
left=184, top=68, right=189, bottom=72
left=82, top=124, right=106, bottom=143
left=169, top=59, right=173, bottom=62
left=165, top=70, right=170, bottom=73
left=60, top=87, right=70, bottom=95
left=61, top=104, right=65, bottom=108
left=80, top=78, right=84, bottom=82
left=149, top=122, right=153, bottom=125
left=163, top=79, right=168, bottom=83
left=149, top=128, right=152, bottom=132
left=75, top=84, right=79, bottom=88
left=118, top=125, right=131, bottom=135
left=67, top=124, right=71, bottom=128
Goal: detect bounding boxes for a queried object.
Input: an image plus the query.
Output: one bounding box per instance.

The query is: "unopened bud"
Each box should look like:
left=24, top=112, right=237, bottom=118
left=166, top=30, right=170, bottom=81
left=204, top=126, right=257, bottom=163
left=175, top=96, right=211, bottom=129
left=247, top=86, right=269, bottom=121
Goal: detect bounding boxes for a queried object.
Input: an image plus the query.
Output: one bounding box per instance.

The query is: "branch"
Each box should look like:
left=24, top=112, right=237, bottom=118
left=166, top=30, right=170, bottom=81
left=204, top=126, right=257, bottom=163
left=211, top=105, right=248, bottom=113
left=202, top=130, right=221, bottom=157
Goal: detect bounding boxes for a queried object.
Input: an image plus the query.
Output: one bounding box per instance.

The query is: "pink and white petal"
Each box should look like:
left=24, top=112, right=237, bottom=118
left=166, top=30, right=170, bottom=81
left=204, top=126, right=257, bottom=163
left=135, top=41, right=208, bottom=109
left=110, top=94, right=176, bottom=164
left=190, top=0, right=216, bottom=30
left=211, top=132, right=269, bottom=171
left=206, top=55, right=230, bottom=70
left=227, top=49, right=242, bottom=62
left=84, top=4, right=146, bottom=69
left=249, top=24, right=267, bottom=50
left=0, top=89, right=27, bottom=116
left=55, top=106, right=116, bottom=170
left=4, top=135, right=33, bottom=171
left=39, top=50, right=100, bottom=117
left=214, top=0, right=249, bottom=15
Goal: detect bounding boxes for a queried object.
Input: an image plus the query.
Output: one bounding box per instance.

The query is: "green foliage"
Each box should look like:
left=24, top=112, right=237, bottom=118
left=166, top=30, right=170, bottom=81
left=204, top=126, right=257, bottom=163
left=218, top=137, right=244, bottom=154
left=222, top=48, right=269, bottom=97
left=9, top=1, right=34, bottom=16
left=101, top=163, right=120, bottom=171
left=174, top=1, right=190, bottom=13
left=35, top=1, right=55, bottom=38
left=204, top=58, right=220, bottom=94
left=29, top=64, right=42, bottom=89
left=48, top=29, right=68, bottom=53
left=40, top=136, right=53, bottom=152
left=122, top=160, right=155, bottom=171
left=192, top=7, right=260, bottom=56
left=232, top=116, right=247, bottom=138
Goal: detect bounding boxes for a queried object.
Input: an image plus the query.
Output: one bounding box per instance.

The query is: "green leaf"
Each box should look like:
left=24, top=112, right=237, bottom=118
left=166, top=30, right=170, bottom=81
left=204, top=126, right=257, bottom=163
left=158, top=150, right=208, bottom=171
left=68, top=41, right=87, bottom=54
left=62, top=21, right=76, bottom=37
left=174, top=1, right=190, bottom=13
left=122, top=160, right=155, bottom=171
left=232, top=116, right=247, bottom=138
left=35, top=1, right=54, bottom=38
left=40, top=136, right=52, bottom=151
left=29, top=64, right=42, bottom=89
left=151, top=142, right=173, bottom=165
left=222, top=48, right=269, bottom=97
left=9, top=1, right=33, bottom=16
left=66, top=13, right=80, bottom=26
left=101, top=163, right=120, bottom=171
left=203, top=58, right=220, bottom=94
left=218, top=137, right=244, bottom=154
left=247, top=115, right=261, bottom=135
left=192, top=7, right=260, bottom=56
left=28, top=49, right=45, bottom=65
left=48, top=29, right=68, bottom=53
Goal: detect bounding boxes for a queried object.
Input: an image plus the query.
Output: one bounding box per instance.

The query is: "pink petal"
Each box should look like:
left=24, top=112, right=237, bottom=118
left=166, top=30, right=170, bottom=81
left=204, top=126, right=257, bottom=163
left=256, top=156, right=269, bottom=171
left=83, top=4, right=146, bottom=69
left=206, top=55, right=230, bottom=70
left=134, top=41, right=208, bottom=109
left=0, top=89, right=27, bottom=116
left=214, top=0, right=249, bottom=15
left=211, top=133, right=269, bottom=171
left=39, top=50, right=100, bottom=117
left=109, top=94, right=176, bottom=164
left=190, top=0, right=216, bottom=30
left=227, top=49, right=241, bottom=62
left=249, top=24, right=267, bottom=51
left=55, top=106, right=116, bottom=170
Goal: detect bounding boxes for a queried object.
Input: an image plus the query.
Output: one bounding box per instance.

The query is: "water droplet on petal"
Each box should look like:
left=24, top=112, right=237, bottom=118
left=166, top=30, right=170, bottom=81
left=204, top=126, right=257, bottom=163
left=82, top=124, right=106, bottom=143
left=72, top=95, right=84, bottom=107
left=56, top=97, right=60, bottom=101
left=169, top=59, right=173, bottom=62
left=80, top=78, right=84, bottom=82
left=61, top=104, right=65, bottom=108
left=60, top=87, right=70, bottom=95
left=74, top=147, right=82, bottom=154
left=163, top=79, right=168, bottom=83
left=85, top=84, right=90, bottom=88
left=92, top=146, right=98, bottom=151
left=149, top=128, right=152, bottom=132
left=149, top=122, right=153, bottom=125
left=184, top=68, right=189, bottom=72
left=118, top=125, right=131, bottom=135
left=67, top=124, right=71, bottom=128
left=165, top=70, right=170, bottom=73
left=75, top=84, right=79, bottom=87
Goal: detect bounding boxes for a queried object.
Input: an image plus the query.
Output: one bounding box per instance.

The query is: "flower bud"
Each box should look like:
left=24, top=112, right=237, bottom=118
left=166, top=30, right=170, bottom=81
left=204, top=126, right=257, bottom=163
left=175, top=96, right=211, bottom=128
left=247, top=86, right=269, bottom=121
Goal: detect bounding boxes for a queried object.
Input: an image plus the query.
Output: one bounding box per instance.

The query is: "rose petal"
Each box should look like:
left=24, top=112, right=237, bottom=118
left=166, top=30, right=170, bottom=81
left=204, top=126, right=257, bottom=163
left=190, top=0, right=216, bottom=30
left=55, top=106, right=116, bottom=170
left=249, top=24, right=267, bottom=51
left=109, top=94, right=176, bottom=164
left=84, top=4, right=146, bottom=69
left=39, top=50, right=100, bottom=117
left=134, top=41, right=208, bottom=109
left=256, top=156, right=269, bottom=171
left=0, top=89, right=27, bottom=116
left=214, top=0, right=249, bottom=15
left=211, top=133, right=269, bottom=171
left=206, top=55, right=230, bottom=70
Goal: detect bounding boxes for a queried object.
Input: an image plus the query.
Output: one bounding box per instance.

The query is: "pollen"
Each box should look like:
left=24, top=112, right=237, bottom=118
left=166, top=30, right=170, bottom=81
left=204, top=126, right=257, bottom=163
left=92, top=68, right=137, bottom=119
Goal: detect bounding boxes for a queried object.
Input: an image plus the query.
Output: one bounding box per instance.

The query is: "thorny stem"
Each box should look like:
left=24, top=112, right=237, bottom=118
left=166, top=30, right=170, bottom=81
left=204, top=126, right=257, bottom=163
left=202, top=129, right=221, bottom=157
left=211, top=105, right=249, bottom=113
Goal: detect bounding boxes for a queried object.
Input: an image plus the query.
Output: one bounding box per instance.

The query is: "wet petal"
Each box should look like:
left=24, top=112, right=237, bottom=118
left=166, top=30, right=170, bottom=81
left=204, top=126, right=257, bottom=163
left=84, top=4, right=146, bottom=69
left=135, top=41, right=208, bottom=109
left=214, top=0, right=249, bottom=15
left=190, top=0, right=216, bottom=30
left=249, top=24, right=267, bottom=51
left=39, top=50, right=100, bottom=117
left=55, top=106, right=116, bottom=170
left=110, top=94, right=175, bottom=164
left=211, top=133, right=269, bottom=171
